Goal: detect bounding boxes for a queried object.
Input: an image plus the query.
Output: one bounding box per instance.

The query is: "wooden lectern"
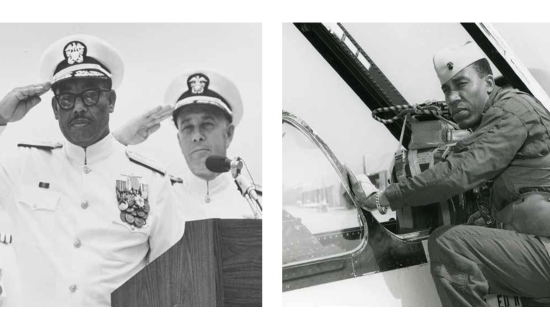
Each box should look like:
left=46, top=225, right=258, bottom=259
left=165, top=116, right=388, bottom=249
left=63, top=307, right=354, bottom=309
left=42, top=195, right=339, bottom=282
left=111, top=219, right=262, bottom=307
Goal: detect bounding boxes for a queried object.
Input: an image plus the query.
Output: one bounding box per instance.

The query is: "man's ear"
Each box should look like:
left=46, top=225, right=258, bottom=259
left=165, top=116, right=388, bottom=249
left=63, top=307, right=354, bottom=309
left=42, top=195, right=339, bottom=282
left=107, top=90, right=117, bottom=113
left=225, top=123, right=235, bottom=149
left=51, top=97, right=59, bottom=120
left=485, top=74, right=495, bottom=95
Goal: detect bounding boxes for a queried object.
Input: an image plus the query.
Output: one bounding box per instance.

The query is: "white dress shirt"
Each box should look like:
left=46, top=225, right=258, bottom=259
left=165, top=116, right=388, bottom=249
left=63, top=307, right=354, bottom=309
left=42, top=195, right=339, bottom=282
left=0, top=129, right=184, bottom=306
left=174, top=170, right=254, bottom=221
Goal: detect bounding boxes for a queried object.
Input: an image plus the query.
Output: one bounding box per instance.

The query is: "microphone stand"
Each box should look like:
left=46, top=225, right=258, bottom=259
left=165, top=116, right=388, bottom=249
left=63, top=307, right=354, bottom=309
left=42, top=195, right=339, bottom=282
left=231, top=158, right=262, bottom=219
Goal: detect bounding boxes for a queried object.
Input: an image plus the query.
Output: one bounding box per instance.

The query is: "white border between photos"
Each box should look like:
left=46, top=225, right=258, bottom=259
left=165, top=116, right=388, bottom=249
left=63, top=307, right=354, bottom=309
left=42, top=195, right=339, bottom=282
left=1, top=0, right=550, bottom=328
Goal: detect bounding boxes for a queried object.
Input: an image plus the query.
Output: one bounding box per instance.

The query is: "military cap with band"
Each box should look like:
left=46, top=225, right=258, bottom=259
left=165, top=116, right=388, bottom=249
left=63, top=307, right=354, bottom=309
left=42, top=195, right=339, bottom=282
left=164, top=70, right=243, bottom=127
left=39, top=34, right=124, bottom=89
left=433, top=41, right=487, bottom=86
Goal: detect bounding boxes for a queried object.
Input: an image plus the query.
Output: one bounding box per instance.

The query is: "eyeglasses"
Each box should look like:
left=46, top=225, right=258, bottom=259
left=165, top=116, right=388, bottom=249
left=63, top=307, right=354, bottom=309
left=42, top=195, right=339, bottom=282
left=54, top=89, right=110, bottom=110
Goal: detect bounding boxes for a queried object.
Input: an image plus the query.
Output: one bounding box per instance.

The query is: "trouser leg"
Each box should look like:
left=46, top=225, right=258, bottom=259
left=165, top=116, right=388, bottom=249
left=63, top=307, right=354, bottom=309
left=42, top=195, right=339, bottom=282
left=427, top=225, right=550, bottom=307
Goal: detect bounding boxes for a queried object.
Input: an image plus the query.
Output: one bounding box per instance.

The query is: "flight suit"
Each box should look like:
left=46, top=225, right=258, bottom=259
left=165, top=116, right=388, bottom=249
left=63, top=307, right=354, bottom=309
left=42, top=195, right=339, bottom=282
left=0, top=131, right=185, bottom=306
left=174, top=170, right=254, bottom=221
left=385, top=87, right=550, bottom=306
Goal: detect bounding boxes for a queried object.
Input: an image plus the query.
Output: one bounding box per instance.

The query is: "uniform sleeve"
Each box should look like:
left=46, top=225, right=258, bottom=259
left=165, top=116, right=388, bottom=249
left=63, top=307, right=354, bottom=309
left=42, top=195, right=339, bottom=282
left=0, top=242, right=22, bottom=307
left=0, top=126, right=26, bottom=210
left=147, top=174, right=186, bottom=262
left=385, top=109, right=528, bottom=210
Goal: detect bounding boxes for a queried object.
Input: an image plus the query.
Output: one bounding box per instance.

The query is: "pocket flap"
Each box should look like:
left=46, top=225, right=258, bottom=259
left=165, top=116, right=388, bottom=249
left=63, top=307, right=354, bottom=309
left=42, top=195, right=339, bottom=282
left=17, top=185, right=60, bottom=211
left=111, top=220, right=150, bottom=236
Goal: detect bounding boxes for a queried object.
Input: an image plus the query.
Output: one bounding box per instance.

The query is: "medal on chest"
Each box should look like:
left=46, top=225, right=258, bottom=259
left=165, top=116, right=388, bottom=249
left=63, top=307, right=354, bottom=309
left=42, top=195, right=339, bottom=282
left=116, top=174, right=150, bottom=229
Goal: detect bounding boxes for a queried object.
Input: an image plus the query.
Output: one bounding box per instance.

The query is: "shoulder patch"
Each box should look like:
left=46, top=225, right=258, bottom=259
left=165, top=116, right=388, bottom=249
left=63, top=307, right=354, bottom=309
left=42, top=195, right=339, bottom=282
left=17, top=141, right=63, bottom=150
left=126, top=149, right=166, bottom=176
left=0, top=233, right=12, bottom=245
left=169, top=174, right=183, bottom=186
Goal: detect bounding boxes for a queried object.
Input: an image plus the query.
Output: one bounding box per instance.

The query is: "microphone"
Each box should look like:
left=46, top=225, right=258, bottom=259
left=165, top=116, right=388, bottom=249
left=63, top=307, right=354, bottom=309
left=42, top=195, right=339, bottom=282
left=205, top=155, right=243, bottom=173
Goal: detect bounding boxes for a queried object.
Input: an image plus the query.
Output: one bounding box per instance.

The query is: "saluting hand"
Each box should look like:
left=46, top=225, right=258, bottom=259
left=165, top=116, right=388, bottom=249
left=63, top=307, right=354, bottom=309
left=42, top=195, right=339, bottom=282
left=0, top=82, right=51, bottom=124
left=113, top=105, right=174, bottom=146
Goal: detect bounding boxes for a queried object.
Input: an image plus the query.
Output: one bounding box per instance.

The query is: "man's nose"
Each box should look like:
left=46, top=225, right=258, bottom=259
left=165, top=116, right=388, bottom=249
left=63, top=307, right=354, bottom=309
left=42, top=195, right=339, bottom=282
left=448, top=90, right=461, bottom=105
left=191, top=129, right=205, bottom=142
left=72, top=96, right=88, bottom=114
left=449, top=91, right=460, bottom=103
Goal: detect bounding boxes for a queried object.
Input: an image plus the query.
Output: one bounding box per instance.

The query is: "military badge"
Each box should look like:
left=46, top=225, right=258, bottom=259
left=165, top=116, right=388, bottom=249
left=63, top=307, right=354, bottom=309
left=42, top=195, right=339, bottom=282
left=188, top=74, right=209, bottom=94
left=64, top=41, right=86, bottom=65
left=116, top=175, right=150, bottom=229
left=447, top=62, right=454, bottom=71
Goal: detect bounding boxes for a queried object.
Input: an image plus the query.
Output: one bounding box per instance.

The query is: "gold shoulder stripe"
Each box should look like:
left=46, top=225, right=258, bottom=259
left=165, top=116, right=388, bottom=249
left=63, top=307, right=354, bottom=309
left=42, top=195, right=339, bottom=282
left=255, top=183, right=263, bottom=196
left=126, top=150, right=166, bottom=176
left=17, top=141, right=63, bottom=150
left=169, top=174, right=183, bottom=185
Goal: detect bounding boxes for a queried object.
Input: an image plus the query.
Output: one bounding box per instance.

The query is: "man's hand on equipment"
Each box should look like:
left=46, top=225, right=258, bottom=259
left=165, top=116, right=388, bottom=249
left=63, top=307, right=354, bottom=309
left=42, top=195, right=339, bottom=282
left=0, top=82, right=51, bottom=125
left=113, top=105, right=174, bottom=146
left=345, top=166, right=378, bottom=211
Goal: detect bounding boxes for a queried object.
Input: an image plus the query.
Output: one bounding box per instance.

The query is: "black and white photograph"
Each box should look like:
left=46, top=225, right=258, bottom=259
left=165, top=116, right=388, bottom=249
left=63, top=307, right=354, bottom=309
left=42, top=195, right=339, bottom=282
left=283, top=22, right=550, bottom=307
left=0, top=23, right=262, bottom=307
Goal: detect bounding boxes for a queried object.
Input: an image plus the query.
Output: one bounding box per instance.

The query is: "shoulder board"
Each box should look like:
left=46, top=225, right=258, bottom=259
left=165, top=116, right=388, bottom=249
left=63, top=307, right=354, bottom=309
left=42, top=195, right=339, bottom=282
left=0, top=233, right=13, bottom=245
left=255, top=183, right=262, bottom=196
left=126, top=149, right=166, bottom=176
left=169, top=174, right=183, bottom=186
left=17, top=141, right=63, bottom=150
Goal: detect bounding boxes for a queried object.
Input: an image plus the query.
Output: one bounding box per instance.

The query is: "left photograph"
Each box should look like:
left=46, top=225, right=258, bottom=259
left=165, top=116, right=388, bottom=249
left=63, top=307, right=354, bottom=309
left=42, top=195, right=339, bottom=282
left=0, top=23, right=262, bottom=307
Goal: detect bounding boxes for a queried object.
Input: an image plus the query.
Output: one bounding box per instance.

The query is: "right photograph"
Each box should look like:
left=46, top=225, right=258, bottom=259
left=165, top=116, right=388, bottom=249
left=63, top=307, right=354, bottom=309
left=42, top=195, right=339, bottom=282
left=282, top=23, right=550, bottom=307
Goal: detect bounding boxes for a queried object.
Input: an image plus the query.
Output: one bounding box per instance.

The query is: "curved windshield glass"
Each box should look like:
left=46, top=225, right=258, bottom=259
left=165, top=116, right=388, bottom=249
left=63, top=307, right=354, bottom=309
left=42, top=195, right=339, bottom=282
left=283, top=121, right=363, bottom=265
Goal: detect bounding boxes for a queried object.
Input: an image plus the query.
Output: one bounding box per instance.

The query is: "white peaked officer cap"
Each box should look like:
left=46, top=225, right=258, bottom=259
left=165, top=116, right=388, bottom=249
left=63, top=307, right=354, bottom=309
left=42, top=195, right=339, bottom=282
left=165, top=70, right=243, bottom=127
left=39, top=34, right=124, bottom=89
left=433, top=41, right=487, bottom=86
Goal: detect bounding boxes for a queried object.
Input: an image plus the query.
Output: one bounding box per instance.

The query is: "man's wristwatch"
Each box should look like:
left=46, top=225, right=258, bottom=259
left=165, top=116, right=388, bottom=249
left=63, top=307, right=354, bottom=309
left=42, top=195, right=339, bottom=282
left=375, top=192, right=388, bottom=215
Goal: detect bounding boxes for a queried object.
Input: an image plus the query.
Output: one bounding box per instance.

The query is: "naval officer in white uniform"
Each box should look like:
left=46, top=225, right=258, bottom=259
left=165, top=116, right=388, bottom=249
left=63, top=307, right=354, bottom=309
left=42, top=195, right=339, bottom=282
left=0, top=34, right=184, bottom=306
left=115, top=70, right=255, bottom=220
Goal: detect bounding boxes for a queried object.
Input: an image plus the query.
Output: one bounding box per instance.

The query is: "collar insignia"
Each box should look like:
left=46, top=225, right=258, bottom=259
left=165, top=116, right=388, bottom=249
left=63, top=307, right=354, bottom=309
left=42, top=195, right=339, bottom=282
left=188, top=74, right=209, bottom=94
left=64, top=41, right=87, bottom=65
left=116, top=174, right=150, bottom=229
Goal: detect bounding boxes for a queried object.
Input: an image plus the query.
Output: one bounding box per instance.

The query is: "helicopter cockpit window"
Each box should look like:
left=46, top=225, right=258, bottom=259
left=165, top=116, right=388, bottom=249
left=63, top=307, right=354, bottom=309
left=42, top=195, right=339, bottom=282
left=283, top=122, right=364, bottom=265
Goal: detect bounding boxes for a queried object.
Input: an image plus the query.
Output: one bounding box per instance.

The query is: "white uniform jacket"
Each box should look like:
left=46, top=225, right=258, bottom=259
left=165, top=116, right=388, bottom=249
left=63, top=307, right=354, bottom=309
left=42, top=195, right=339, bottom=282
left=174, top=171, right=254, bottom=221
left=0, top=130, right=184, bottom=306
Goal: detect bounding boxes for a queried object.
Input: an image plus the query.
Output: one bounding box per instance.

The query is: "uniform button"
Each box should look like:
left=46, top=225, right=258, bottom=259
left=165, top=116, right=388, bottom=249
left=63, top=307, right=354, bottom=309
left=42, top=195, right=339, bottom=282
left=81, top=201, right=89, bottom=209
left=74, top=239, right=81, bottom=248
left=83, top=166, right=91, bottom=174
left=69, top=285, right=77, bottom=293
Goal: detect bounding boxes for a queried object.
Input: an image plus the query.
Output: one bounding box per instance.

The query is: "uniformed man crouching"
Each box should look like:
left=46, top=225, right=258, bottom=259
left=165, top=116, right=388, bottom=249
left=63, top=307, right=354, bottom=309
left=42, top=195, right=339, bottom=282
left=0, top=35, right=184, bottom=306
left=351, top=42, right=550, bottom=306
left=115, top=70, right=257, bottom=220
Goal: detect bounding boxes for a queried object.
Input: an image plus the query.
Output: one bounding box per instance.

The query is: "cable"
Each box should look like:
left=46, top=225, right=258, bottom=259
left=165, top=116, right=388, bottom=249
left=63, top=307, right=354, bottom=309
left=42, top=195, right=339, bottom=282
left=243, top=159, right=262, bottom=211
left=372, top=101, right=449, bottom=124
